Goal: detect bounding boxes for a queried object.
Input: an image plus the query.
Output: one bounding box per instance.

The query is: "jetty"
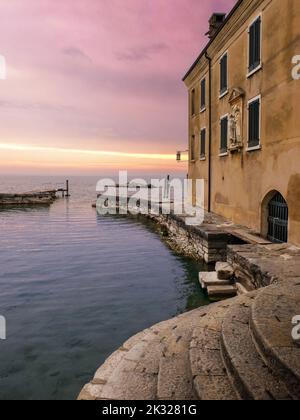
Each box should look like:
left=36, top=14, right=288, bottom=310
left=0, top=180, right=70, bottom=207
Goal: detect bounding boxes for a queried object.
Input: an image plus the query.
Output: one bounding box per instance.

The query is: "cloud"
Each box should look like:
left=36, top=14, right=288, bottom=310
left=62, top=47, right=92, bottom=62
left=116, top=43, right=169, bottom=62
left=0, top=0, right=237, bottom=173
left=0, top=99, right=75, bottom=112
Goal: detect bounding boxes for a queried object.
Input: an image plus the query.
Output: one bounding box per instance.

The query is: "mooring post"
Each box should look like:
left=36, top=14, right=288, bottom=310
left=66, top=179, right=70, bottom=197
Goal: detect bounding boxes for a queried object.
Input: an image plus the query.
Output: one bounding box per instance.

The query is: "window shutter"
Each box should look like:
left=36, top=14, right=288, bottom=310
left=220, top=54, right=228, bottom=94
left=255, top=17, right=261, bottom=66
left=220, top=117, right=228, bottom=153
left=249, top=99, right=260, bottom=147
left=200, top=129, right=206, bottom=157
left=191, top=90, right=195, bottom=116
left=249, top=17, right=261, bottom=72
left=249, top=24, right=255, bottom=71
left=201, top=79, right=206, bottom=109
left=191, top=135, right=195, bottom=161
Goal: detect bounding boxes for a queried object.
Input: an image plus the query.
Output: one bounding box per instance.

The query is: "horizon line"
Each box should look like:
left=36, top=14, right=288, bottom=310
left=0, top=142, right=176, bottom=161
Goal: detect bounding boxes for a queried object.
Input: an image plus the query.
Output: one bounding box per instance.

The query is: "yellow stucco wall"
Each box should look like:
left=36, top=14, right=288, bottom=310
left=185, top=0, right=300, bottom=245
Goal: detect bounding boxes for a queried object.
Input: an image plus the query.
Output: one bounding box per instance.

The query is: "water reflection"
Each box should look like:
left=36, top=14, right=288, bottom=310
left=0, top=177, right=209, bottom=400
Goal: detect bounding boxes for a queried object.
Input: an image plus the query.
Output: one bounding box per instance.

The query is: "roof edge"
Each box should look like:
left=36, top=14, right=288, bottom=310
left=182, top=0, right=244, bottom=82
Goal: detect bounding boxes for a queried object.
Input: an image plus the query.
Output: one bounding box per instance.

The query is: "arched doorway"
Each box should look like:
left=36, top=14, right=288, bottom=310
left=267, top=192, right=289, bottom=243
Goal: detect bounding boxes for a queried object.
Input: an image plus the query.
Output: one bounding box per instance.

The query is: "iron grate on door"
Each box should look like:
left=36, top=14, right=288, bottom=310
left=267, top=192, right=288, bottom=243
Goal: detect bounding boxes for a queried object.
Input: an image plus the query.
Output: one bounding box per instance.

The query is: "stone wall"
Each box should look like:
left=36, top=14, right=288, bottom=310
left=148, top=212, right=300, bottom=291
left=227, top=244, right=300, bottom=290
left=141, top=210, right=300, bottom=291
left=146, top=213, right=229, bottom=264
left=227, top=246, right=272, bottom=291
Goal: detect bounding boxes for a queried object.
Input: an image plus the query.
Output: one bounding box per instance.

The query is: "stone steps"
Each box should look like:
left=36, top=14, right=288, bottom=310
left=78, top=327, right=159, bottom=400
left=157, top=326, right=195, bottom=400
left=215, top=262, right=234, bottom=280
left=200, top=263, right=238, bottom=301
left=250, top=281, right=300, bottom=399
left=79, top=307, right=208, bottom=400
left=79, top=281, right=300, bottom=401
left=156, top=308, right=205, bottom=400
left=189, top=300, right=238, bottom=400
left=97, top=339, right=160, bottom=400
left=199, top=272, right=231, bottom=288
left=236, top=282, right=250, bottom=295
left=221, top=293, right=292, bottom=400
left=207, top=285, right=237, bottom=300
left=156, top=307, right=214, bottom=400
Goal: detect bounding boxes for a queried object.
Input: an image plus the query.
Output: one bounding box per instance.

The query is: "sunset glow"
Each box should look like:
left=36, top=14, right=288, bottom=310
left=0, top=142, right=175, bottom=160
left=0, top=0, right=236, bottom=174
left=0, top=142, right=178, bottom=174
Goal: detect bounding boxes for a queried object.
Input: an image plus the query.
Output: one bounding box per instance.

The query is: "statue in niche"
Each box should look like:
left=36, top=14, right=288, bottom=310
left=229, top=104, right=242, bottom=150
left=228, top=87, right=245, bottom=152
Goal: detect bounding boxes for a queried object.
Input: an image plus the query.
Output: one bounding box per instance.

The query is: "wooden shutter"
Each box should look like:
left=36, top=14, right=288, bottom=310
left=220, top=54, right=228, bottom=94
left=220, top=117, right=228, bottom=153
left=191, top=89, right=195, bottom=116
left=248, top=99, right=260, bottom=147
left=200, top=129, right=206, bottom=158
left=191, top=135, right=195, bottom=161
left=201, top=79, right=206, bottom=109
left=249, top=17, right=261, bottom=72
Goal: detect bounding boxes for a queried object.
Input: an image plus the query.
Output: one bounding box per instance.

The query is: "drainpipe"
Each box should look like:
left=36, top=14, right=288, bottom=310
left=205, top=52, right=212, bottom=213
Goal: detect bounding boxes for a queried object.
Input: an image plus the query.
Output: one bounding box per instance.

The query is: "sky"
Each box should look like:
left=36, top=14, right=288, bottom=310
left=0, top=0, right=236, bottom=175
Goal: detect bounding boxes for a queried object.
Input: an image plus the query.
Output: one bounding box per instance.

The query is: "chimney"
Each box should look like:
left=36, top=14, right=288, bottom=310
left=206, top=13, right=226, bottom=39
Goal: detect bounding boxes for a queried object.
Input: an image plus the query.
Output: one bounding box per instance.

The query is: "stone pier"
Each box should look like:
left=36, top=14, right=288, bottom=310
left=0, top=191, right=57, bottom=207
left=145, top=210, right=270, bottom=264
left=148, top=212, right=230, bottom=263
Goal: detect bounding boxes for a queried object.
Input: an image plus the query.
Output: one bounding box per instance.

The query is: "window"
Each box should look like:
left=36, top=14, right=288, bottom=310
left=248, top=96, right=261, bottom=148
left=191, top=89, right=196, bottom=116
left=220, top=116, right=228, bottom=154
left=248, top=16, right=262, bottom=74
left=191, top=135, right=196, bottom=161
left=220, top=53, right=228, bottom=96
left=200, top=129, right=206, bottom=158
left=200, top=78, right=206, bottom=111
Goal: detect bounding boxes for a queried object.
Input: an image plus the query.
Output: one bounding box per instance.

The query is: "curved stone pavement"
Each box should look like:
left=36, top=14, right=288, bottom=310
left=79, top=280, right=300, bottom=400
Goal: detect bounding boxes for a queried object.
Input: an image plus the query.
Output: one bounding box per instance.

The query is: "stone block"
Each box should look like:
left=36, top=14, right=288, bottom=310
left=199, top=272, right=230, bottom=289
left=216, top=262, right=234, bottom=280
left=234, top=268, right=256, bottom=291
left=236, top=282, right=250, bottom=295
left=207, top=285, right=237, bottom=299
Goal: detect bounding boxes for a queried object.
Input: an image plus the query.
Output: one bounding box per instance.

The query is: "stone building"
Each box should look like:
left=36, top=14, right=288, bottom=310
left=183, top=0, right=300, bottom=246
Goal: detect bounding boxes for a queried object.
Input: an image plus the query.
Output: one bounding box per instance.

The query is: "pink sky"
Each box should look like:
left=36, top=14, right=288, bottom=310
left=0, top=0, right=236, bottom=174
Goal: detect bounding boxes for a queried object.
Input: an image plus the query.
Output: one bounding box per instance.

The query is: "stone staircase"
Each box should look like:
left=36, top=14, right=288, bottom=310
left=78, top=278, right=300, bottom=400
left=199, top=262, right=238, bottom=300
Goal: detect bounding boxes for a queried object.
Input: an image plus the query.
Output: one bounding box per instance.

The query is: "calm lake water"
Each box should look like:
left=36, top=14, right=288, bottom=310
left=0, top=176, right=209, bottom=400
